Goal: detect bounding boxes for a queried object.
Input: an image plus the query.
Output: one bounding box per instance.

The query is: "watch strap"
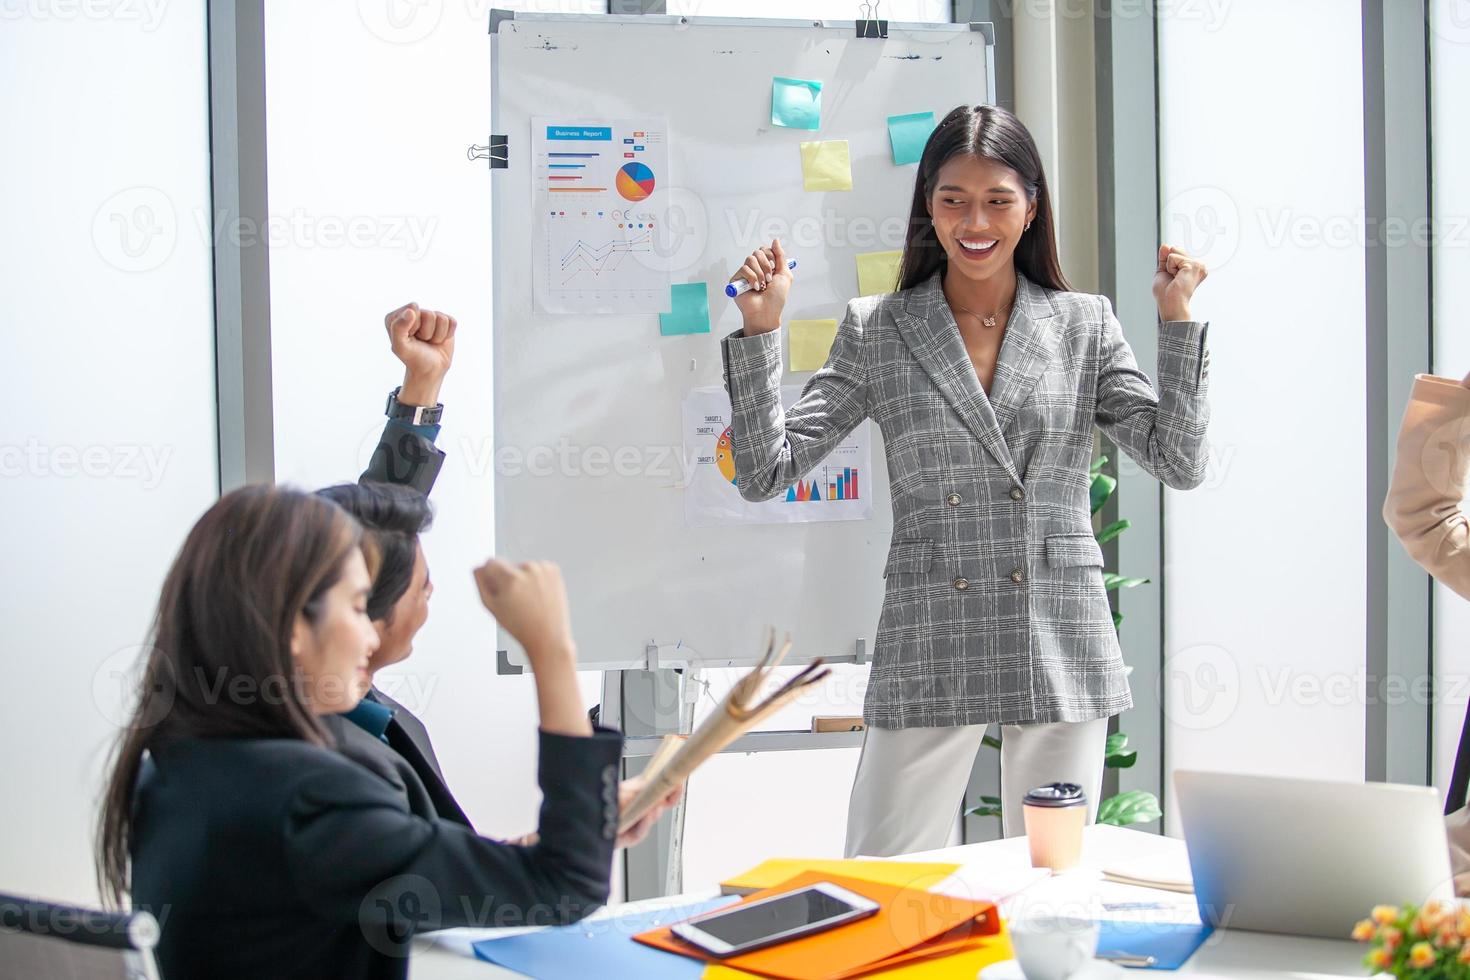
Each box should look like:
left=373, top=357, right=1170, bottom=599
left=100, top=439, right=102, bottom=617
left=385, top=387, right=444, bottom=426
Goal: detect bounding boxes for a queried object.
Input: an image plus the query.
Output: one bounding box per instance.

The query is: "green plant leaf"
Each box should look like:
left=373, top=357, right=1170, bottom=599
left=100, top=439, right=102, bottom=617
left=1112, top=610, right=1123, bottom=629
left=981, top=735, right=1002, bottom=751
left=965, top=804, right=1003, bottom=818
left=1090, top=473, right=1117, bottom=515
left=1097, top=790, right=1162, bottom=827
left=1102, top=573, right=1150, bottom=591
left=1104, top=733, right=1137, bottom=768
left=1096, top=519, right=1131, bottom=544
left=1090, top=455, right=1109, bottom=476
left=978, top=795, right=1002, bottom=805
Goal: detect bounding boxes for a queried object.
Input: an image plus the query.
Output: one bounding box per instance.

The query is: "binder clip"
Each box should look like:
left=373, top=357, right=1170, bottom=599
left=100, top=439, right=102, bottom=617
left=468, top=135, right=509, bottom=170
left=856, top=0, right=887, bottom=38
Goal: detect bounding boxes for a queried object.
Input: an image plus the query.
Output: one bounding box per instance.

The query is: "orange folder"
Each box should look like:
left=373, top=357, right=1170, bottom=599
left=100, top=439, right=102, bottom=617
left=634, top=870, right=1002, bottom=980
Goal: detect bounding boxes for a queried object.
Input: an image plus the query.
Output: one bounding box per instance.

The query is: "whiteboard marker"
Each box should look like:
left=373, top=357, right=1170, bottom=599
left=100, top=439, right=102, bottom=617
left=725, top=260, right=798, bottom=298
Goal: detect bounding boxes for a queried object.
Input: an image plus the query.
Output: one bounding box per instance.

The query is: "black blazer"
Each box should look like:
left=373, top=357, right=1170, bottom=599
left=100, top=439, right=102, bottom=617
left=322, top=696, right=472, bottom=829
left=130, top=728, right=622, bottom=980
left=352, top=420, right=472, bottom=827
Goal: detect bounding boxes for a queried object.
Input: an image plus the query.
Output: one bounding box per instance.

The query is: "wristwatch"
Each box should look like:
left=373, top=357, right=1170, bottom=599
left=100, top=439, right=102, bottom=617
left=385, top=387, right=444, bottom=426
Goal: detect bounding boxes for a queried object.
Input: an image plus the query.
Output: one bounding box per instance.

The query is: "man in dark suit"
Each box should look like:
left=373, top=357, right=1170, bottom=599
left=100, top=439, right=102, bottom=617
left=318, top=302, right=470, bottom=826
left=325, top=303, right=676, bottom=844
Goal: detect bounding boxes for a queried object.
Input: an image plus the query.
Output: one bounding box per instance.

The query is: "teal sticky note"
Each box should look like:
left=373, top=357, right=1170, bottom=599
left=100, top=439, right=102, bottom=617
left=660, top=282, right=710, bottom=336
left=888, top=111, right=937, bottom=165
left=772, top=76, right=822, bottom=131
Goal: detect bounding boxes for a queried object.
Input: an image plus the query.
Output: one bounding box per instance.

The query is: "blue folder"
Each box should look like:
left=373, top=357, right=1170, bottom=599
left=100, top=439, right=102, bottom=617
left=1095, top=920, right=1214, bottom=970
left=473, top=896, right=737, bottom=980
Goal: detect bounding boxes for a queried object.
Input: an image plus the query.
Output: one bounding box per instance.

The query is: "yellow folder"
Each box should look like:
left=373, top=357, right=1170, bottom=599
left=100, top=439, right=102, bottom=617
left=719, top=858, right=960, bottom=897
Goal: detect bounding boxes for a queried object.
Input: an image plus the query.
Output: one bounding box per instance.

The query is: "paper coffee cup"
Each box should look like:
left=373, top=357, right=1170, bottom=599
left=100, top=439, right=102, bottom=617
left=1022, top=782, right=1087, bottom=871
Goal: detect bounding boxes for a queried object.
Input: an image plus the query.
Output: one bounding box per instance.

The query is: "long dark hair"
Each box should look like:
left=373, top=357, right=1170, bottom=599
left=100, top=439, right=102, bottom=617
left=897, top=104, right=1071, bottom=293
left=96, top=485, right=370, bottom=905
left=317, top=483, right=433, bottom=623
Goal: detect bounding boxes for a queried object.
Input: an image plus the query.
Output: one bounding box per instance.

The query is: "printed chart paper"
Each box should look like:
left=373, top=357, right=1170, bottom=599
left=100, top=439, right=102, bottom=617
left=532, top=118, right=671, bottom=314
left=683, top=386, right=874, bottom=527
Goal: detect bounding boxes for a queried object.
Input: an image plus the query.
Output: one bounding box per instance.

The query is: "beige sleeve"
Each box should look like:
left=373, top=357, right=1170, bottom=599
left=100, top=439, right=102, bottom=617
left=1384, top=374, right=1470, bottom=602
left=1447, top=806, right=1470, bottom=896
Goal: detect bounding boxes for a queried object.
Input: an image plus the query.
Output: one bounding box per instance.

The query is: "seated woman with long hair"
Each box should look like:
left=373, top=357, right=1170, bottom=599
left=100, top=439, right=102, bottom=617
left=97, top=484, right=623, bottom=979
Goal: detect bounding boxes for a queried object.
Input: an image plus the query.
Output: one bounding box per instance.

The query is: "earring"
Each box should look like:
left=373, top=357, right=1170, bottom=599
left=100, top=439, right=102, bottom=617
left=1024, top=220, right=1032, bottom=232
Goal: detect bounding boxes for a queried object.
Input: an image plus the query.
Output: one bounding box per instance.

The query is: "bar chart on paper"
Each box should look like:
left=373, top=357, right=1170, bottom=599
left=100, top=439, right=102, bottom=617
left=683, top=386, right=874, bottom=527
left=786, top=462, right=861, bottom=503
left=532, top=117, right=672, bottom=314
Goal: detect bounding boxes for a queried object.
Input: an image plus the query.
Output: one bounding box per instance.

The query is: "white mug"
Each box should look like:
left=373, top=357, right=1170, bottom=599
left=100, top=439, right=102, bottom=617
left=1007, top=915, right=1100, bottom=980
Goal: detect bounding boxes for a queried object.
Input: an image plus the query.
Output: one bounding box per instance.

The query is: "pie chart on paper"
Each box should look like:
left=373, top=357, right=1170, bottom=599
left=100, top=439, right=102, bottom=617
left=715, top=427, right=737, bottom=484
left=616, top=161, right=656, bottom=201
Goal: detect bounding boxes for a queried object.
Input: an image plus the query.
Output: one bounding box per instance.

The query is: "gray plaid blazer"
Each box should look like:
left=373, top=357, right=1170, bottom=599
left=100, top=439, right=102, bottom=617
left=720, top=270, right=1211, bottom=729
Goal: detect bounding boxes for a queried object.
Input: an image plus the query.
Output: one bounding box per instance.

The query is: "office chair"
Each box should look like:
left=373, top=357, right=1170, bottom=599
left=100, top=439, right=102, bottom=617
left=0, top=892, right=161, bottom=980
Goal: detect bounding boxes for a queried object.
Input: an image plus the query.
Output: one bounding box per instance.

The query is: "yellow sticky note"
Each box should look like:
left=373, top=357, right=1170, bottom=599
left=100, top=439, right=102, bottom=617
left=788, top=319, right=839, bottom=371
left=856, top=249, right=903, bottom=296
left=799, top=140, right=852, bottom=192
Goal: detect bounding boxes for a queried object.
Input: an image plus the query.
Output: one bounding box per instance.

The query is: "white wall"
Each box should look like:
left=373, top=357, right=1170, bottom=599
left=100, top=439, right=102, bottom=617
left=1157, top=1, right=1367, bottom=832
left=1430, top=0, right=1470, bottom=798
left=0, top=6, right=219, bottom=903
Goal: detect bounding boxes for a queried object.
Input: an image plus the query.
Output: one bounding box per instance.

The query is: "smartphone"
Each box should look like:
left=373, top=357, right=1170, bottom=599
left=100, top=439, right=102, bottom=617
left=670, top=882, right=880, bottom=958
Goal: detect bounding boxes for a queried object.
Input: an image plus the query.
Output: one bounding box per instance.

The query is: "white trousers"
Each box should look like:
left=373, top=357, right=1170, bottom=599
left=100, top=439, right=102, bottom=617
left=844, top=718, right=1110, bottom=858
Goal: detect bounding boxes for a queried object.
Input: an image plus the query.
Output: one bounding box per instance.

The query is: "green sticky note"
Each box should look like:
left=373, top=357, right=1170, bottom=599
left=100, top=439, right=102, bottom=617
left=789, top=319, right=839, bottom=371
left=772, top=76, right=822, bottom=131
left=856, top=250, right=903, bottom=297
left=660, top=282, right=710, bottom=336
left=888, top=111, right=936, bottom=165
left=799, top=140, right=852, bottom=192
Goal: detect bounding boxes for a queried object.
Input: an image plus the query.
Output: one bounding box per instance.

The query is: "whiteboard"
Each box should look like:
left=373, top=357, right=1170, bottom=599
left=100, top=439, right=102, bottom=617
left=490, top=12, right=992, bottom=669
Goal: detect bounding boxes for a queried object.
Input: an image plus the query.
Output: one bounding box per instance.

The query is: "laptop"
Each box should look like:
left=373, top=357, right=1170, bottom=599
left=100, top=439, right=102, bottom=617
left=1173, top=770, right=1455, bottom=939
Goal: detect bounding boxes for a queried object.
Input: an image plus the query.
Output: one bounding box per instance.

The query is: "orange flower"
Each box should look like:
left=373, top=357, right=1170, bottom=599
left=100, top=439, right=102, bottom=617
left=1420, top=901, right=1451, bottom=931
left=1438, top=923, right=1461, bottom=949
left=1459, top=944, right=1470, bottom=965
left=1367, top=947, right=1393, bottom=969
left=1458, top=907, right=1470, bottom=939
left=1409, top=941, right=1437, bottom=969
left=1352, top=919, right=1376, bottom=942
left=1373, top=905, right=1401, bottom=926
left=1382, top=927, right=1404, bottom=952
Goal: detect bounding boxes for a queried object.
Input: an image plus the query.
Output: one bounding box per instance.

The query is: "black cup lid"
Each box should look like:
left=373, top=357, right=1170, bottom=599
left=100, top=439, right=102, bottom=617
left=1023, top=782, right=1086, bottom=807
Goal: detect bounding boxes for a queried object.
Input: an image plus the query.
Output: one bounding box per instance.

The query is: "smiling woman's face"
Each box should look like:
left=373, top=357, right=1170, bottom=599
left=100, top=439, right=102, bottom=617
left=290, top=548, right=380, bottom=715
left=926, top=153, right=1037, bottom=289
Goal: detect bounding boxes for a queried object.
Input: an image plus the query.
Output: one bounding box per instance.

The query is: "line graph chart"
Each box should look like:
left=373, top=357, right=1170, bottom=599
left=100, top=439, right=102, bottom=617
left=533, top=117, right=669, bottom=314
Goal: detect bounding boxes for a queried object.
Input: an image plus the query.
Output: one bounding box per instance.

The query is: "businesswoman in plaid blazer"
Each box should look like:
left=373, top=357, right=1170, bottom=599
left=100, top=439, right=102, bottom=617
left=721, top=104, right=1212, bottom=856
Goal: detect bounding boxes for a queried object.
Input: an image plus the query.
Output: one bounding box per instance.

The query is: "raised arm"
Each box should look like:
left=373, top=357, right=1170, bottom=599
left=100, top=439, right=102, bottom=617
left=720, top=239, right=870, bottom=502
left=1383, top=373, right=1470, bottom=601
left=360, top=303, right=457, bottom=495
left=285, top=555, right=625, bottom=940
left=1095, top=244, right=1211, bottom=490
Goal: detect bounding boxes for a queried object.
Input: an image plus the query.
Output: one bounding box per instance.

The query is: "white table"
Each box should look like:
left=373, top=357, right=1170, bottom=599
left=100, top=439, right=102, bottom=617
left=409, top=825, right=1368, bottom=978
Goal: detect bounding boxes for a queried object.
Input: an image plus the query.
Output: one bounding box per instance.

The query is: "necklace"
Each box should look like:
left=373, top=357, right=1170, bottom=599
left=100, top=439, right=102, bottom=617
left=948, top=295, right=1012, bottom=329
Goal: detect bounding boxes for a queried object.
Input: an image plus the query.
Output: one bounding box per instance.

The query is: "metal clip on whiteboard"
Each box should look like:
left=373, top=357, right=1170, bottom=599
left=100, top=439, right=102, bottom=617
left=856, top=0, right=887, bottom=38
left=468, top=135, right=509, bottom=170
